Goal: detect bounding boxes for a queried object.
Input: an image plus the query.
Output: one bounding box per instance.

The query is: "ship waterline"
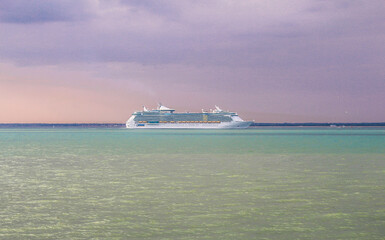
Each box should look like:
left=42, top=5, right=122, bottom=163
left=126, top=105, right=253, bottom=129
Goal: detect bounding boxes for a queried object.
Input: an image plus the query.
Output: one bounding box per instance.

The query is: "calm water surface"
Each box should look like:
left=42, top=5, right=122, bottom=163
left=0, top=128, right=384, bottom=239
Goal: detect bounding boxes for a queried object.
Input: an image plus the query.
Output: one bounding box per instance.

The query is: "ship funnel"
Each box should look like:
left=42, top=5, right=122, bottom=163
left=214, top=105, right=223, bottom=112
left=157, top=103, right=175, bottom=112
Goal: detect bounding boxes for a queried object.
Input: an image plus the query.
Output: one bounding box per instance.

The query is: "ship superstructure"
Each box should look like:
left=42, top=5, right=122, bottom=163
left=126, top=104, right=252, bottom=129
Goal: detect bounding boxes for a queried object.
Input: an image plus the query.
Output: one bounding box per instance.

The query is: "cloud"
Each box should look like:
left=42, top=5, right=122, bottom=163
left=0, top=0, right=383, bottom=67
left=118, top=0, right=182, bottom=19
left=0, top=0, right=95, bottom=23
left=1, top=0, right=384, bottom=91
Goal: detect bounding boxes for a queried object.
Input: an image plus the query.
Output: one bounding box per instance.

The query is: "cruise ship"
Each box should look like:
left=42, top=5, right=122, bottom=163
left=126, top=104, right=253, bottom=129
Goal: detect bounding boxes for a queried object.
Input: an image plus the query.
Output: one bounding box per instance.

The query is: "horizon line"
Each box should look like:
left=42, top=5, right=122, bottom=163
left=1, top=122, right=385, bottom=125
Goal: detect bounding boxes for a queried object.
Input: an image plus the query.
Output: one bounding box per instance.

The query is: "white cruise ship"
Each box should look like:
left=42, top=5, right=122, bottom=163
left=126, top=104, right=253, bottom=129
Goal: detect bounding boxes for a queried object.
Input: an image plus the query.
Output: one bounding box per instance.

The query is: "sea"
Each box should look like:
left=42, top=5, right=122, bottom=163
left=0, top=127, right=384, bottom=239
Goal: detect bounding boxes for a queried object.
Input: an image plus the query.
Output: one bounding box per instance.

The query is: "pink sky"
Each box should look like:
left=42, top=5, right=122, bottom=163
left=0, top=0, right=384, bottom=123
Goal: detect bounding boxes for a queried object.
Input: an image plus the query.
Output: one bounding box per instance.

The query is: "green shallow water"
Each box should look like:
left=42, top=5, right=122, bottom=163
left=0, top=128, right=384, bottom=239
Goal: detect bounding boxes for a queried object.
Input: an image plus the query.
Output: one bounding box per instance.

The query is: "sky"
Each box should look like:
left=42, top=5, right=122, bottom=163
left=0, top=0, right=384, bottom=123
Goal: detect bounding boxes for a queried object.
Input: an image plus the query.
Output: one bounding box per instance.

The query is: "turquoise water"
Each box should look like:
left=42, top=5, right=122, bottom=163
left=0, top=128, right=384, bottom=239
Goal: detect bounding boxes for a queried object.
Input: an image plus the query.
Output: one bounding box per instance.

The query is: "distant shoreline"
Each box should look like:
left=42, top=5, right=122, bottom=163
left=1, top=123, right=384, bottom=128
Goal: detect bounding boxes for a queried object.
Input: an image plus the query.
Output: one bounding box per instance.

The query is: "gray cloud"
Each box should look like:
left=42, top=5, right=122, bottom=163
left=0, top=0, right=94, bottom=23
left=118, top=0, right=182, bottom=19
left=0, top=0, right=383, bottom=66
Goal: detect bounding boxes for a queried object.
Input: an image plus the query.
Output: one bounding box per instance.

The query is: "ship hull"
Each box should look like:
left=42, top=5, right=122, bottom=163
left=126, top=121, right=252, bottom=129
